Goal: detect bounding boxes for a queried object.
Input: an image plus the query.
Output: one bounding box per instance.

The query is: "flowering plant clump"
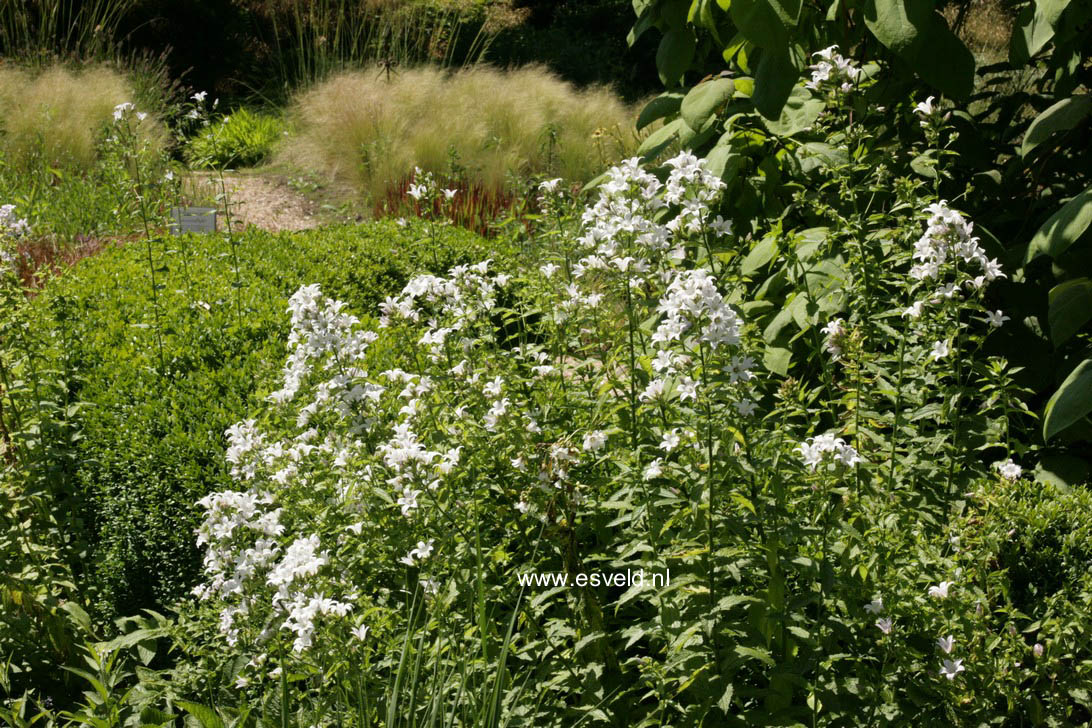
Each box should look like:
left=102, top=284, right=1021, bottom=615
left=174, top=121, right=1077, bottom=723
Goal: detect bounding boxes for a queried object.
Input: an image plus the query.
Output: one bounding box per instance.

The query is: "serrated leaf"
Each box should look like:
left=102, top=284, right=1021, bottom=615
left=177, top=702, right=225, bottom=728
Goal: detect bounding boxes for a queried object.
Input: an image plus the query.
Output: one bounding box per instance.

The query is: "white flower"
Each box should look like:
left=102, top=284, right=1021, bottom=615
left=939, top=658, right=965, bottom=680
left=821, top=318, right=846, bottom=361
left=659, top=429, right=681, bottom=453
left=583, top=430, right=607, bottom=452
left=937, top=635, right=955, bottom=654
left=643, top=459, right=663, bottom=480
left=112, top=102, right=134, bottom=121
left=443, top=189, right=457, bottom=200
left=929, top=340, right=950, bottom=362
left=728, top=355, right=755, bottom=383
left=875, top=617, right=893, bottom=634
left=983, top=310, right=1009, bottom=328
left=408, top=184, right=427, bottom=201
left=914, top=96, right=936, bottom=117
left=515, top=499, right=530, bottom=514
left=412, top=539, right=434, bottom=559
left=539, top=178, right=562, bottom=193
left=1033, top=643, right=1044, bottom=658
left=397, top=487, right=421, bottom=517
left=796, top=433, right=861, bottom=471
left=351, top=623, right=369, bottom=641
left=928, top=581, right=954, bottom=599
left=193, top=91, right=208, bottom=103
left=734, top=399, right=756, bottom=417
left=540, top=263, right=560, bottom=278
left=993, top=458, right=1022, bottom=481
left=864, top=598, right=883, bottom=615
left=902, top=301, right=924, bottom=319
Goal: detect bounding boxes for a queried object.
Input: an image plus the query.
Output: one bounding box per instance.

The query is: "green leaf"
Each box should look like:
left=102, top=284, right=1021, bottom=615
left=1025, top=185, right=1092, bottom=263
left=1021, top=95, right=1092, bottom=157
left=1048, top=278, right=1092, bottom=345
left=1010, top=0, right=1069, bottom=64
left=753, top=44, right=804, bottom=119
left=1043, top=358, right=1092, bottom=442
left=657, top=29, right=697, bottom=87
left=741, top=235, right=778, bottom=274
left=680, top=78, right=735, bottom=130
left=730, top=0, right=797, bottom=47
left=762, top=84, right=824, bottom=136
left=734, top=644, right=775, bottom=665
left=718, top=683, right=735, bottom=713
left=862, top=0, right=975, bottom=98
left=637, top=92, right=685, bottom=130
left=764, top=345, right=792, bottom=375
left=176, top=702, right=226, bottom=728
left=637, top=117, right=686, bottom=158
left=1034, top=453, right=1090, bottom=489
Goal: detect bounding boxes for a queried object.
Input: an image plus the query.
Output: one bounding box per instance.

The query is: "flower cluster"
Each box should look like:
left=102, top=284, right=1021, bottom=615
left=796, top=432, right=862, bottom=472
left=806, top=45, right=862, bottom=93
left=1, top=203, right=29, bottom=274
left=908, top=201, right=1004, bottom=295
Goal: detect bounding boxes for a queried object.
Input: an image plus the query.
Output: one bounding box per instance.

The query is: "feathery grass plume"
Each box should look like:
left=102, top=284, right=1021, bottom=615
left=0, top=64, right=168, bottom=170
left=278, top=64, right=642, bottom=203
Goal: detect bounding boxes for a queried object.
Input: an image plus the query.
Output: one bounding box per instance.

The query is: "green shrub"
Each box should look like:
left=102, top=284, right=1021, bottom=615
left=19, top=220, right=509, bottom=623
left=277, top=64, right=642, bottom=202
left=184, top=109, right=285, bottom=169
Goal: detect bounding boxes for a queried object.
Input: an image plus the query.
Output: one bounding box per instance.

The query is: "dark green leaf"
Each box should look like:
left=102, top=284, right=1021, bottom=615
left=1043, top=358, right=1092, bottom=442
left=1048, top=278, right=1092, bottom=345
left=1025, top=185, right=1092, bottom=263
left=1021, top=95, right=1092, bottom=157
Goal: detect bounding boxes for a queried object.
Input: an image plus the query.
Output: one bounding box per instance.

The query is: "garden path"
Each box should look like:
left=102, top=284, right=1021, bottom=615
left=190, top=172, right=321, bottom=233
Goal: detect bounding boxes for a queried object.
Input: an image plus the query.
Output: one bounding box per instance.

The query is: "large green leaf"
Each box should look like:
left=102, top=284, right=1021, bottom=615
left=1010, top=0, right=1070, bottom=65
left=862, top=0, right=975, bottom=99
left=730, top=0, right=793, bottom=47
left=1044, top=358, right=1092, bottom=442
left=762, top=85, right=824, bottom=136
left=1021, top=95, right=1092, bottom=157
left=753, top=44, right=804, bottom=119
left=1048, top=278, right=1092, bottom=345
left=680, top=78, right=735, bottom=130
left=657, top=28, right=697, bottom=87
left=1025, top=185, right=1092, bottom=262
left=638, top=117, right=686, bottom=158
left=637, top=92, right=685, bottom=130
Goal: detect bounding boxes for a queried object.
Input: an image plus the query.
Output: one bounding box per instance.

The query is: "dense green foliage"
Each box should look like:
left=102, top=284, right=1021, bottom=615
left=1, top=220, right=505, bottom=697
left=629, top=0, right=1092, bottom=469
left=185, top=109, right=285, bottom=169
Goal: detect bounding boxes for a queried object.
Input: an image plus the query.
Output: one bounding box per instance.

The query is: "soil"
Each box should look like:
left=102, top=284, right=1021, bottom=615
left=190, top=172, right=324, bottom=233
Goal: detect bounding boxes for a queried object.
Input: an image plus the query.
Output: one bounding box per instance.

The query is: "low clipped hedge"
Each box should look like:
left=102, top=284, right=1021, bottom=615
left=26, top=220, right=507, bottom=621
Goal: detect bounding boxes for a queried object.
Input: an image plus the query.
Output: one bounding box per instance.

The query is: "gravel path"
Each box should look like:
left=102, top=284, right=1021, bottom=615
left=191, top=173, right=322, bottom=233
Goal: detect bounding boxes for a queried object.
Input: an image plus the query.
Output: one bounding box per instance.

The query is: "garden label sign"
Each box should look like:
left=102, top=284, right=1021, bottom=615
left=171, top=207, right=218, bottom=235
